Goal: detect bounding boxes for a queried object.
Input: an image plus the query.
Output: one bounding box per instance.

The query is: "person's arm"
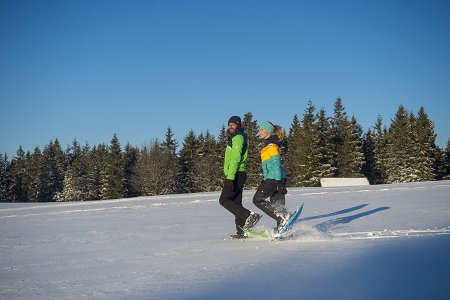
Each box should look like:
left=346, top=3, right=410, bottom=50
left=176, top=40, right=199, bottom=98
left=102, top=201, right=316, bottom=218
left=226, top=134, right=244, bottom=180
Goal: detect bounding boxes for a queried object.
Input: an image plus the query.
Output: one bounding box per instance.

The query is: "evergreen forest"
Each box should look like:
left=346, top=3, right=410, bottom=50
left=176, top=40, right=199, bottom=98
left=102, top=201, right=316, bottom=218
left=1, top=98, right=449, bottom=202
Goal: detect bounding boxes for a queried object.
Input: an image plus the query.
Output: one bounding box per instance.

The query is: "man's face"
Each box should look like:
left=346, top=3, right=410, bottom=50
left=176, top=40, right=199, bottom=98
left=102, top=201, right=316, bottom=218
left=228, top=123, right=238, bottom=134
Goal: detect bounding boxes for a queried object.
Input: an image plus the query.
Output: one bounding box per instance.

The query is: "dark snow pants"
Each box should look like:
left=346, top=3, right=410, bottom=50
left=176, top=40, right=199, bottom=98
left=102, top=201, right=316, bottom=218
left=219, top=172, right=250, bottom=234
left=253, top=179, right=288, bottom=227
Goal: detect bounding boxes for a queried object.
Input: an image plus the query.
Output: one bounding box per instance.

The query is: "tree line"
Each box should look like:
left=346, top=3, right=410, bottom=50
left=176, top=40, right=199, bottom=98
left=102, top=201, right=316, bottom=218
left=1, top=98, right=449, bottom=202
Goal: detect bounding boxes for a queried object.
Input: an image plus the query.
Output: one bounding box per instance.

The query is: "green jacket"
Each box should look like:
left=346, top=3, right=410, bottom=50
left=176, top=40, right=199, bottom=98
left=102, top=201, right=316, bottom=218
left=223, top=130, right=248, bottom=180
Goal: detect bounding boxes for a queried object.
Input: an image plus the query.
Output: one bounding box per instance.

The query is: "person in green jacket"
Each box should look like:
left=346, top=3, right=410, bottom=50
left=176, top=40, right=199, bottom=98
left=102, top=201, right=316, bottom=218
left=219, top=116, right=261, bottom=239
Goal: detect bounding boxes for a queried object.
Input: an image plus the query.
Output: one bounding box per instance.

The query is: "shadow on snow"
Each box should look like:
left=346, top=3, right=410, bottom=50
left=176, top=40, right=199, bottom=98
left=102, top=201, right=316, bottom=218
left=314, top=206, right=391, bottom=233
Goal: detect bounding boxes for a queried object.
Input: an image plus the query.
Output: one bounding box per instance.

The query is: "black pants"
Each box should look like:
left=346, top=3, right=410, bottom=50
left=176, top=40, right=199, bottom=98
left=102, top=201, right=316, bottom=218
left=219, top=172, right=249, bottom=234
left=253, top=179, right=288, bottom=227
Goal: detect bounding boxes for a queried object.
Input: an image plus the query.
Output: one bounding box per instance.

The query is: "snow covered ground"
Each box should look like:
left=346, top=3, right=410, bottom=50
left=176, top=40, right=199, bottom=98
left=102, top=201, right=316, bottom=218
left=1, top=181, right=449, bottom=300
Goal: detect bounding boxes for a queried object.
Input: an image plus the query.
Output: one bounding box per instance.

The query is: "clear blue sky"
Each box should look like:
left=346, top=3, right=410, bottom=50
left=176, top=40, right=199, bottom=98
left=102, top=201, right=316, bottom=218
left=1, top=0, right=449, bottom=156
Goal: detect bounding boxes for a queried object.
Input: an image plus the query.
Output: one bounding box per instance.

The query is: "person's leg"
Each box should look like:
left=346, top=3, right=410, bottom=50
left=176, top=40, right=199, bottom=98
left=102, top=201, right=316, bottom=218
left=219, top=173, right=251, bottom=230
left=253, top=180, right=289, bottom=221
left=233, top=172, right=247, bottom=233
left=270, top=192, right=286, bottom=228
left=270, top=191, right=285, bottom=206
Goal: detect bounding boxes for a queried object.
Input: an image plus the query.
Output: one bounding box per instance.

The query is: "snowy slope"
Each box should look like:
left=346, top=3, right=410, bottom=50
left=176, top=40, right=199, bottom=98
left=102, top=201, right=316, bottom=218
left=1, top=181, right=449, bottom=300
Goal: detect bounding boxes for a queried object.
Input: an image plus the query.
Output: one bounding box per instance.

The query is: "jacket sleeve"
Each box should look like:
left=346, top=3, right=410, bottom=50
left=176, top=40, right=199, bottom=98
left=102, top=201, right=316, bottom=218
left=226, top=134, right=244, bottom=180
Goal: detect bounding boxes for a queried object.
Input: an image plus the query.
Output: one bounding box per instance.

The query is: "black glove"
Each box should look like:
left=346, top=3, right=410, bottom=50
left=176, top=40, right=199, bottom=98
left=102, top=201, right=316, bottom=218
left=224, top=179, right=236, bottom=192
left=277, top=180, right=287, bottom=195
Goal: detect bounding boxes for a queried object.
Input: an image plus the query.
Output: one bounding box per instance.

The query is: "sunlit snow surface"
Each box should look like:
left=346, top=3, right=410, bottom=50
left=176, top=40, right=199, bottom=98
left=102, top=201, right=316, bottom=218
left=1, top=181, right=449, bottom=299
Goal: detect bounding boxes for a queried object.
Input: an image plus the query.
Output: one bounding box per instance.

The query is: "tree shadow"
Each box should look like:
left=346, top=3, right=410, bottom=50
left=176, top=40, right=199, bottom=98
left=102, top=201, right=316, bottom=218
left=314, top=206, right=391, bottom=233
left=299, top=204, right=369, bottom=222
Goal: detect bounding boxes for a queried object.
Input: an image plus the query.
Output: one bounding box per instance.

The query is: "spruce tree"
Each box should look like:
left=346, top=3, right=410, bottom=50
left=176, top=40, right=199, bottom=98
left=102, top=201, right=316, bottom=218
left=370, top=115, right=388, bottom=184
left=27, top=147, right=43, bottom=201
left=295, top=101, right=322, bottom=186
left=161, top=127, right=178, bottom=157
left=215, top=125, right=228, bottom=190
left=91, top=144, right=108, bottom=200
left=347, top=116, right=365, bottom=176
left=331, top=97, right=346, bottom=177
left=178, top=130, right=200, bottom=193
left=242, top=112, right=262, bottom=188
left=285, top=114, right=302, bottom=186
left=160, top=127, right=180, bottom=194
left=217, top=124, right=227, bottom=165
left=58, top=140, right=81, bottom=201
left=10, top=146, right=29, bottom=202
left=317, top=108, right=337, bottom=180
left=385, top=105, right=416, bottom=183
left=331, top=98, right=364, bottom=177
left=192, top=131, right=220, bottom=192
left=363, top=128, right=378, bottom=183
left=124, top=144, right=139, bottom=198
left=132, top=140, right=177, bottom=196
left=131, top=145, right=149, bottom=195
left=38, top=140, right=65, bottom=201
left=59, top=168, right=81, bottom=201
left=0, top=153, right=11, bottom=202
left=444, top=138, right=450, bottom=180
left=412, top=107, right=438, bottom=181
left=433, top=146, right=447, bottom=180
left=81, top=143, right=98, bottom=200
left=100, top=134, right=126, bottom=200
left=59, top=142, right=97, bottom=201
left=207, top=131, right=223, bottom=191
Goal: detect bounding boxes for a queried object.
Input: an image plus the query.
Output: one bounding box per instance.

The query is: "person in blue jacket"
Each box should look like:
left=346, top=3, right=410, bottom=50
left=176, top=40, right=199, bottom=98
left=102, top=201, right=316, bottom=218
left=253, top=121, right=294, bottom=232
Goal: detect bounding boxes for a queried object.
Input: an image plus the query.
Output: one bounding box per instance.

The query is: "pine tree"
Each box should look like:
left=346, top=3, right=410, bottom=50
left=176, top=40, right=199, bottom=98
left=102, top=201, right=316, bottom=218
left=242, top=112, right=262, bottom=188
left=100, top=134, right=126, bottom=200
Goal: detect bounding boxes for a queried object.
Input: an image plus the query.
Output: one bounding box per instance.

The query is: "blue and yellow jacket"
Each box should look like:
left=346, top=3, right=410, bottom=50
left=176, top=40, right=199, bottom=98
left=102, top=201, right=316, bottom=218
left=261, top=135, right=285, bottom=181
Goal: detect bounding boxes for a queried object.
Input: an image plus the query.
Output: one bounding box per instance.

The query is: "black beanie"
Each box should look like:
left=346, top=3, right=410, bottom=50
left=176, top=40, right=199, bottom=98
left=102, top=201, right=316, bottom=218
left=228, top=116, right=241, bottom=127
